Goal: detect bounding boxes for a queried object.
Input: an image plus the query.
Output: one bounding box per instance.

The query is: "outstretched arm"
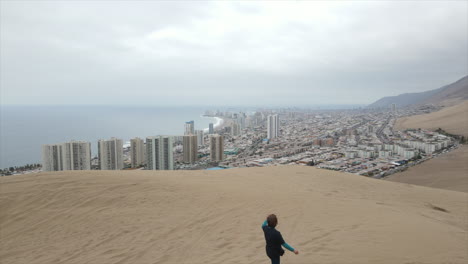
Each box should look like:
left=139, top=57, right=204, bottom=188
left=282, top=242, right=295, bottom=252
left=281, top=235, right=299, bottom=254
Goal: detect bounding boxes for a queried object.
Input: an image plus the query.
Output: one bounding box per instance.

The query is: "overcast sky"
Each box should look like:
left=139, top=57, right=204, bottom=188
left=1, top=1, right=467, bottom=106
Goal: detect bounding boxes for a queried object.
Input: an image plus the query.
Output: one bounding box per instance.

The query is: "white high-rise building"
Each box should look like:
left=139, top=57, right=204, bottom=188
left=267, top=114, right=280, bottom=139
left=62, top=141, right=91, bottom=170
left=42, top=141, right=91, bottom=171
left=98, top=138, right=123, bottom=170
left=130, top=137, right=146, bottom=168
left=183, top=134, right=198, bottom=164
left=146, top=136, right=174, bottom=170
left=185, top=121, right=195, bottom=135
left=231, top=122, right=241, bottom=136
left=210, top=134, right=224, bottom=162
left=196, top=130, right=204, bottom=146
left=42, top=144, right=64, bottom=171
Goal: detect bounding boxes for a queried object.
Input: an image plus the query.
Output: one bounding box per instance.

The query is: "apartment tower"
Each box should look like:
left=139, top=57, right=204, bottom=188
left=185, top=121, right=195, bottom=135
left=42, top=141, right=91, bottom=171
left=267, top=114, right=280, bottom=139
left=42, top=144, right=64, bottom=171
left=209, top=123, right=214, bottom=134
left=130, top=137, right=146, bottom=168
left=62, top=141, right=91, bottom=170
left=210, top=134, right=224, bottom=162
left=98, top=137, right=124, bottom=170
left=196, top=130, right=204, bottom=146
left=183, top=134, right=198, bottom=164
left=231, top=122, right=241, bottom=137
left=146, top=136, right=174, bottom=170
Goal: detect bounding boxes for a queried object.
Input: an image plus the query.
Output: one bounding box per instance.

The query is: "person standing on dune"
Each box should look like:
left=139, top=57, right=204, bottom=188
left=262, top=214, right=299, bottom=264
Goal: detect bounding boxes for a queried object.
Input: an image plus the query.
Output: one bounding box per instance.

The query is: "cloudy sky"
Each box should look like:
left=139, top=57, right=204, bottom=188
left=1, top=1, right=467, bottom=106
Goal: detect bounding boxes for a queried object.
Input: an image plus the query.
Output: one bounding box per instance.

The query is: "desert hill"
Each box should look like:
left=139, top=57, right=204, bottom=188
left=369, top=75, right=468, bottom=108
left=395, top=100, right=468, bottom=137
left=386, top=145, right=468, bottom=193
left=1, top=167, right=467, bottom=264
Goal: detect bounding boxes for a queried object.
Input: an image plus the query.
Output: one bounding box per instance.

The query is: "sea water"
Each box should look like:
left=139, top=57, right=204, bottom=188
left=0, top=105, right=217, bottom=168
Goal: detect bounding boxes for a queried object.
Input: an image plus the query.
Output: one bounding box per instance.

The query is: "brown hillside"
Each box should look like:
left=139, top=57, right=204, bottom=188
left=386, top=145, right=468, bottom=193
left=423, top=75, right=468, bottom=106
left=395, top=100, right=468, bottom=137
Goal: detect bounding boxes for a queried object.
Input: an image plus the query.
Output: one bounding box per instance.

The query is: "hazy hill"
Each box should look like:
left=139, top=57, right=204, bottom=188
left=369, top=75, right=468, bottom=108
left=1, top=167, right=467, bottom=264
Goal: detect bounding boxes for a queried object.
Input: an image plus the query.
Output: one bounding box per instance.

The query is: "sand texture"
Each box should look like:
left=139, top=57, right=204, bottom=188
left=1, top=166, right=467, bottom=264
left=395, top=100, right=468, bottom=137
left=386, top=145, right=468, bottom=193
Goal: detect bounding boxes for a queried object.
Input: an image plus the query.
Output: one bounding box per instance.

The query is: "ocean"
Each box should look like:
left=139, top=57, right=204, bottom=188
left=0, top=105, right=218, bottom=168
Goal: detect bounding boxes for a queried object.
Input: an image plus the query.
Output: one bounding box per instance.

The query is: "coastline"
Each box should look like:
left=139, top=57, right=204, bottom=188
left=202, top=116, right=225, bottom=133
left=2, top=106, right=221, bottom=169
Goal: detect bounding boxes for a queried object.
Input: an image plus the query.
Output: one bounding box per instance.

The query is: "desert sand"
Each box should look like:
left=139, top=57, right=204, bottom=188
left=395, top=100, right=468, bottom=137
left=1, top=166, right=467, bottom=264
left=386, top=145, right=468, bottom=193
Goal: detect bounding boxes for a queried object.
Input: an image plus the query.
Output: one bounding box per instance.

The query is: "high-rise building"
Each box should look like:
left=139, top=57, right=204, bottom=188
left=130, top=137, right=146, bottom=168
left=62, top=141, right=91, bottom=170
left=42, top=144, right=64, bottom=171
left=209, top=123, right=214, bottom=134
left=146, top=136, right=174, bottom=170
left=42, top=141, right=91, bottom=171
left=210, top=134, right=224, bottom=162
left=237, top=113, right=246, bottom=129
left=231, top=122, right=241, bottom=136
left=183, top=134, right=198, bottom=164
left=391, top=103, right=396, bottom=115
left=267, top=114, right=279, bottom=139
left=98, top=137, right=123, bottom=170
left=196, top=130, right=204, bottom=146
left=185, top=121, right=195, bottom=135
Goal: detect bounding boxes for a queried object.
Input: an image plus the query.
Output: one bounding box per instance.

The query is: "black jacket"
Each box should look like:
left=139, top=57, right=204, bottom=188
left=262, top=225, right=285, bottom=258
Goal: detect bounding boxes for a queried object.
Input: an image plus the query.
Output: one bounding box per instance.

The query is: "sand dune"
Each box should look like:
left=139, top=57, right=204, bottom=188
left=395, top=100, right=468, bottom=137
left=386, top=145, right=468, bottom=193
left=1, top=166, right=467, bottom=264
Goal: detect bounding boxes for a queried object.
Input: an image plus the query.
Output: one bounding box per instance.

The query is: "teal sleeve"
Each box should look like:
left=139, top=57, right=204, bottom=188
left=282, top=242, right=295, bottom=252
left=262, top=220, right=268, bottom=227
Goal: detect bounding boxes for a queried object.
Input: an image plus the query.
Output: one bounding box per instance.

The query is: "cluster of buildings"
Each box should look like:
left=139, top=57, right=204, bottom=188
left=202, top=106, right=456, bottom=178
left=42, top=120, right=225, bottom=172
left=42, top=105, right=458, bottom=178
left=42, top=141, right=92, bottom=171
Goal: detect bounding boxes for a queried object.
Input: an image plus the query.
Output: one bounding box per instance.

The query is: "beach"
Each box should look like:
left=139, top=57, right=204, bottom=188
left=202, top=116, right=225, bottom=133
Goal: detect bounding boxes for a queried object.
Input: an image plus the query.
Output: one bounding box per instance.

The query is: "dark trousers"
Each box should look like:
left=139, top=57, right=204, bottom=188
left=269, top=256, right=280, bottom=264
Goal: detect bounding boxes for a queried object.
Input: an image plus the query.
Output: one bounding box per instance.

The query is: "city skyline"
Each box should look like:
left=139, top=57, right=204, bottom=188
left=17, top=102, right=465, bottom=176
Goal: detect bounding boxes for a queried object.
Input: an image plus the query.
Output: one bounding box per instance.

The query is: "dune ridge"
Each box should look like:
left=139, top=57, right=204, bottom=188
left=386, top=145, right=468, bottom=193
left=1, top=166, right=467, bottom=264
left=395, top=100, right=468, bottom=137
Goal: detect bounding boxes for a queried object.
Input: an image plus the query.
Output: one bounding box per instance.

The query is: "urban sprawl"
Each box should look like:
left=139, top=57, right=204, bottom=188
left=4, top=104, right=460, bottom=179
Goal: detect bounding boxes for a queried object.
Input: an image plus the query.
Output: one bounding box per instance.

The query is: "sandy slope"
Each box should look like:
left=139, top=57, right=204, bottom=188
left=1, top=166, right=467, bottom=264
left=395, top=100, right=468, bottom=137
left=386, top=145, right=468, bottom=193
